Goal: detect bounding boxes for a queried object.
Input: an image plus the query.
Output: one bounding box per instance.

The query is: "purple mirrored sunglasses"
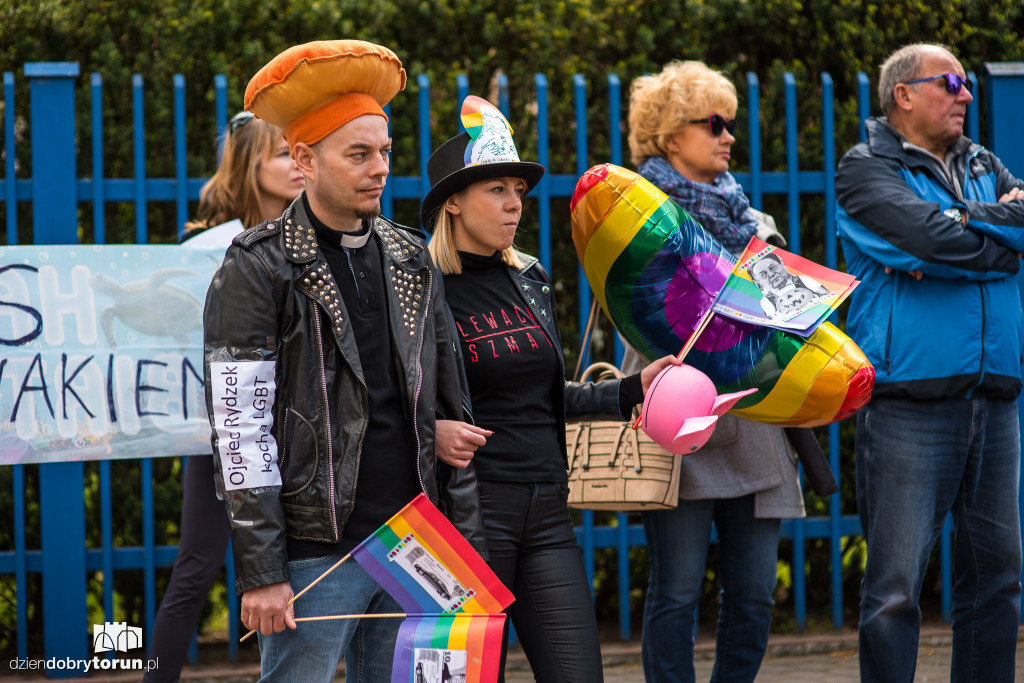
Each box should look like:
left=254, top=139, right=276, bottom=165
left=902, top=73, right=973, bottom=95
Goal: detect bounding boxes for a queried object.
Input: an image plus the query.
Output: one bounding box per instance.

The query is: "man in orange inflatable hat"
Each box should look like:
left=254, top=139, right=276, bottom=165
left=202, top=40, right=485, bottom=681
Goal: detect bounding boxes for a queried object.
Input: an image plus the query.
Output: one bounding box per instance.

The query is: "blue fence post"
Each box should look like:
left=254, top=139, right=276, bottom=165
left=820, top=71, right=845, bottom=630
left=600, top=74, right=632, bottom=639
left=417, top=74, right=431, bottom=228
left=456, top=74, right=469, bottom=130
left=983, top=63, right=1024, bottom=176
left=783, top=73, right=801, bottom=255
left=214, top=74, right=228, bottom=165
left=173, top=74, right=188, bottom=239
left=534, top=74, right=551, bottom=273
left=90, top=73, right=105, bottom=244
left=132, top=74, right=148, bottom=244
left=966, top=71, right=980, bottom=143
left=607, top=73, right=625, bottom=365
left=5, top=73, right=29, bottom=665
left=781, top=71, right=807, bottom=630
left=983, top=62, right=1024, bottom=613
left=3, top=71, right=15, bottom=244
left=574, top=74, right=590, bottom=356
left=26, top=61, right=89, bottom=677
left=496, top=73, right=510, bottom=118
left=746, top=73, right=762, bottom=209
left=856, top=72, right=871, bottom=142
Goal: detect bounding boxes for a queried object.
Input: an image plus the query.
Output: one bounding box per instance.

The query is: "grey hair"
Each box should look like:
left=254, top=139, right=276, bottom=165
left=878, top=44, right=952, bottom=114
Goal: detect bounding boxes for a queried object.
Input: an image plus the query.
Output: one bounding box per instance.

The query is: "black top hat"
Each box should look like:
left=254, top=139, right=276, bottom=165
left=419, top=125, right=545, bottom=228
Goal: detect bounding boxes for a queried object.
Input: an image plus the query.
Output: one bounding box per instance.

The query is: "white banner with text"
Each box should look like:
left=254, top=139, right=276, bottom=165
left=0, top=244, right=229, bottom=464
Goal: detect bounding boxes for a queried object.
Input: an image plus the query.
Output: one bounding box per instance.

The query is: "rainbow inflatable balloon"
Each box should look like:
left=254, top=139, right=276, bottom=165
left=570, top=164, right=873, bottom=427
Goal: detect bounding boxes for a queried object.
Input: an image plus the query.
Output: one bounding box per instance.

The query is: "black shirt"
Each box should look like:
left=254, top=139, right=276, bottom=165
left=288, top=199, right=420, bottom=558
left=443, top=251, right=567, bottom=482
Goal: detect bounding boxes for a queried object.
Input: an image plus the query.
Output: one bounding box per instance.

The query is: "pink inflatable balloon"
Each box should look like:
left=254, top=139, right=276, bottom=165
left=640, top=365, right=756, bottom=455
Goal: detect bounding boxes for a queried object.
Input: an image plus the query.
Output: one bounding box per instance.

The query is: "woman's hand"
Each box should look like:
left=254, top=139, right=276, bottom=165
left=640, top=355, right=683, bottom=394
left=435, top=420, right=492, bottom=469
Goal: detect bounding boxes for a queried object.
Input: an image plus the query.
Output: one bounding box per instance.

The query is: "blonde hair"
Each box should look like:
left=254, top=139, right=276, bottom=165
left=426, top=199, right=523, bottom=276
left=184, top=117, right=283, bottom=232
left=627, top=61, right=738, bottom=167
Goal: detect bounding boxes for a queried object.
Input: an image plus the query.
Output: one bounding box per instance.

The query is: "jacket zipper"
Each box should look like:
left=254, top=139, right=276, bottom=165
left=312, top=307, right=338, bottom=538
left=411, top=267, right=431, bottom=494
left=960, top=149, right=983, bottom=203
left=970, top=283, right=986, bottom=398
left=961, top=149, right=986, bottom=399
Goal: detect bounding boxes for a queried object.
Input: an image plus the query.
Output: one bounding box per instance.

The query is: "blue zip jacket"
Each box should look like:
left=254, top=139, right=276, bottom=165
left=836, top=117, right=1024, bottom=400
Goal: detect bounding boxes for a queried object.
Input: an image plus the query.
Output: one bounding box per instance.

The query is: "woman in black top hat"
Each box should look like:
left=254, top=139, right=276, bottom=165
left=425, top=96, right=677, bottom=682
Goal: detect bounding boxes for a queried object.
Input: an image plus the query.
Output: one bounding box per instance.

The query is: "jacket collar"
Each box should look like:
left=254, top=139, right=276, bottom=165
left=507, top=251, right=553, bottom=329
left=865, top=117, right=977, bottom=163
left=279, top=192, right=424, bottom=265
left=513, top=249, right=539, bottom=274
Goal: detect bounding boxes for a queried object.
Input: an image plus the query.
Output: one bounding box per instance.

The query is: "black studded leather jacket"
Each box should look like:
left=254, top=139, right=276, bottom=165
left=203, top=196, right=484, bottom=595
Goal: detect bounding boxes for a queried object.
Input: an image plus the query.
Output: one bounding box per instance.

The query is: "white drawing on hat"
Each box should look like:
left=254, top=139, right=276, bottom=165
left=471, top=107, right=520, bottom=165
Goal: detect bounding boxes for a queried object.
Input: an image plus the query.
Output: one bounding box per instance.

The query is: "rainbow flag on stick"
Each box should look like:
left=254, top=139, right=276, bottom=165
left=712, top=237, right=859, bottom=337
left=351, top=493, right=514, bottom=615
left=392, top=613, right=507, bottom=683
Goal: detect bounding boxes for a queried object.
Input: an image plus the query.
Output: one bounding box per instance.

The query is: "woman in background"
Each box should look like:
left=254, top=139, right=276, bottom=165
left=144, top=110, right=303, bottom=683
left=625, top=61, right=806, bottom=683
left=424, top=96, right=677, bottom=682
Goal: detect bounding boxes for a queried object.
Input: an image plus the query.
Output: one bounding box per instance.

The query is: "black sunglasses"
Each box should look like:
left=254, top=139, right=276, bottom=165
left=687, top=113, right=737, bottom=137
left=229, top=110, right=255, bottom=133
left=901, top=73, right=973, bottom=95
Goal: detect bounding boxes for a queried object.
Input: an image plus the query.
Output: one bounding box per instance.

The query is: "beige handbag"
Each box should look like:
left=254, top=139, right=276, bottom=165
left=565, top=301, right=681, bottom=511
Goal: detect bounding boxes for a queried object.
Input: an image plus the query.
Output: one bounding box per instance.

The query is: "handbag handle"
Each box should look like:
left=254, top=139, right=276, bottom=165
left=578, top=361, right=624, bottom=382
left=572, top=297, right=601, bottom=381
left=566, top=422, right=592, bottom=471
left=575, top=361, right=645, bottom=472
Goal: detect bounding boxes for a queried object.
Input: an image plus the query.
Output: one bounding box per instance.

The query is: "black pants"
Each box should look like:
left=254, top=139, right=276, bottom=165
left=478, top=480, right=603, bottom=683
left=144, top=455, right=231, bottom=683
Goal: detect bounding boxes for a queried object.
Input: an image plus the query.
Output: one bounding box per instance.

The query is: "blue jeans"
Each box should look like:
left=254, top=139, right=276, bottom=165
left=257, top=555, right=402, bottom=682
left=641, top=494, right=780, bottom=683
left=856, top=397, right=1022, bottom=683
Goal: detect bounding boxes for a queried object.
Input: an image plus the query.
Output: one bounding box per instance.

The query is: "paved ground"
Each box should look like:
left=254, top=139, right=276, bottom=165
left=504, top=625, right=1024, bottom=682
left=10, top=625, right=1024, bottom=681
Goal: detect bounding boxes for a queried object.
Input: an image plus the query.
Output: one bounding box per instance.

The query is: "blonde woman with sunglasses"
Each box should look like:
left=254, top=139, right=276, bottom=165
left=625, top=61, right=809, bottom=683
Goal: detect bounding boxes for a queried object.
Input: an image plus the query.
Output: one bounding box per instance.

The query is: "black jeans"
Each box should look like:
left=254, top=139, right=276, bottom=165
left=478, top=480, right=603, bottom=683
left=144, top=455, right=231, bottom=683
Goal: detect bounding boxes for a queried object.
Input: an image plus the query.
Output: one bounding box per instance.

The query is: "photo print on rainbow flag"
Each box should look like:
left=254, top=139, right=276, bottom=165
left=394, top=614, right=506, bottom=683
left=351, top=493, right=514, bottom=615
left=350, top=494, right=514, bottom=683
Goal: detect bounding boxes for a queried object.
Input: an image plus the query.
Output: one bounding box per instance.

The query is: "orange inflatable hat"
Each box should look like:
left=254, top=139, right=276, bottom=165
left=245, top=39, right=407, bottom=150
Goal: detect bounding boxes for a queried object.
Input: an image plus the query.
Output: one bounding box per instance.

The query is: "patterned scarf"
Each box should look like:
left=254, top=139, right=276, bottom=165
left=638, top=156, right=758, bottom=256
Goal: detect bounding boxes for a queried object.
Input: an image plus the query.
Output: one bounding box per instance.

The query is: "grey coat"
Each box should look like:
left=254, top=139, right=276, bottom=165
left=621, top=345, right=804, bottom=519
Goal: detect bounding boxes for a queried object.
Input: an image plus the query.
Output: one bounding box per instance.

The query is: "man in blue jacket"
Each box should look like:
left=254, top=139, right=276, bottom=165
left=837, top=43, right=1024, bottom=683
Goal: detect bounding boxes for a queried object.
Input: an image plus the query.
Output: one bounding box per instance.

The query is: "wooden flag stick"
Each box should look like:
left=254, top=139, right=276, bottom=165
left=295, top=612, right=408, bottom=622
left=677, top=309, right=716, bottom=362
left=239, top=553, right=353, bottom=642
left=290, top=553, right=352, bottom=603
left=632, top=308, right=716, bottom=431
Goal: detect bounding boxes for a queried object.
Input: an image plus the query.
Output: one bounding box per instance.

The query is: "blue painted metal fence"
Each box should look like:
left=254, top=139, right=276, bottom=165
left=3, top=61, right=1024, bottom=677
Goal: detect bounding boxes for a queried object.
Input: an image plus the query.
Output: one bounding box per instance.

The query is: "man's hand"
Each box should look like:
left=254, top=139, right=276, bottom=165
left=436, top=420, right=492, bottom=469
left=640, top=355, right=683, bottom=394
left=241, top=581, right=296, bottom=635
left=999, top=187, right=1024, bottom=203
